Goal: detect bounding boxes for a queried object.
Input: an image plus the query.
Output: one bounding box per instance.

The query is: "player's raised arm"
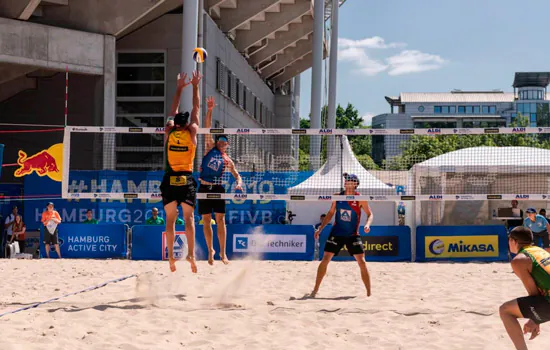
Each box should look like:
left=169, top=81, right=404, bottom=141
left=204, top=96, right=216, bottom=151
left=190, top=71, right=202, bottom=128
left=187, top=71, right=202, bottom=145
left=166, top=73, right=190, bottom=141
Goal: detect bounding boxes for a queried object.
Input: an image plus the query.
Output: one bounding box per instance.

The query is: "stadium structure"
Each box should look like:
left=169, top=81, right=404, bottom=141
left=0, top=0, right=346, bottom=182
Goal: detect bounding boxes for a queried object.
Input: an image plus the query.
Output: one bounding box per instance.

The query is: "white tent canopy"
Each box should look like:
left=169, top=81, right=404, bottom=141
left=287, top=136, right=397, bottom=226
left=414, top=146, right=550, bottom=173
left=288, top=136, right=395, bottom=195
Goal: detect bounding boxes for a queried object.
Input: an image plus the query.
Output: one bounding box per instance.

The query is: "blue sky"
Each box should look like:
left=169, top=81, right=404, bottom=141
left=299, top=0, right=550, bottom=125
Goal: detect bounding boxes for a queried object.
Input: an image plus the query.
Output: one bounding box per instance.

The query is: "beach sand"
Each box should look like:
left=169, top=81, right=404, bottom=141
left=0, top=259, right=548, bottom=350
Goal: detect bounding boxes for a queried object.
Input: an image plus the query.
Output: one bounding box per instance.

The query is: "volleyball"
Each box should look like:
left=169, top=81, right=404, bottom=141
left=193, top=47, right=208, bottom=63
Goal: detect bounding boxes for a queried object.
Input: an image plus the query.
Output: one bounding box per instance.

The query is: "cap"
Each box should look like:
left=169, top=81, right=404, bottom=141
left=46, top=202, right=54, bottom=207
left=526, top=207, right=537, bottom=214
left=215, top=135, right=229, bottom=143
left=343, top=173, right=360, bottom=185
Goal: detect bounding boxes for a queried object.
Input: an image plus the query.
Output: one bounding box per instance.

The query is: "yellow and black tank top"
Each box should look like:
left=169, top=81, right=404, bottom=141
left=520, top=245, right=550, bottom=302
left=165, top=128, right=196, bottom=173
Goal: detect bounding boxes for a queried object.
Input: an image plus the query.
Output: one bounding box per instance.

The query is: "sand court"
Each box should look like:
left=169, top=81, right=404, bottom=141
left=1, top=259, right=549, bottom=350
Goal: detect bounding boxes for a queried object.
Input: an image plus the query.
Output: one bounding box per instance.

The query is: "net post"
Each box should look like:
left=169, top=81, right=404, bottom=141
left=62, top=127, right=71, bottom=199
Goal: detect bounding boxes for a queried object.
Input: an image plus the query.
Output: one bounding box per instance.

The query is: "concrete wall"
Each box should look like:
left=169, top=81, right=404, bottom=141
left=117, top=13, right=279, bottom=129
left=0, top=17, right=105, bottom=75
left=0, top=73, right=100, bottom=183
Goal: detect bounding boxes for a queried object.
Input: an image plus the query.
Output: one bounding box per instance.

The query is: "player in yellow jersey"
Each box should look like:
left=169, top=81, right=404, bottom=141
left=500, top=226, right=550, bottom=349
left=161, top=70, right=202, bottom=273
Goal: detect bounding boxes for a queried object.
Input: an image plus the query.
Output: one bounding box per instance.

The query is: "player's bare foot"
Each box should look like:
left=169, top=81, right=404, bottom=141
left=169, top=258, right=177, bottom=272
left=186, top=255, right=198, bottom=273
left=208, top=249, right=215, bottom=265
left=220, top=254, right=230, bottom=265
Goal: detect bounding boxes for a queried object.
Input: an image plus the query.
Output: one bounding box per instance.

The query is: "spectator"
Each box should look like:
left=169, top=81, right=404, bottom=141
left=83, top=209, right=98, bottom=224
left=314, top=214, right=326, bottom=230
left=9, top=214, right=26, bottom=254
left=146, top=207, right=165, bottom=225
left=523, top=207, right=550, bottom=252
left=176, top=209, right=185, bottom=225
left=506, top=200, right=524, bottom=230
left=41, top=202, right=62, bottom=259
left=4, top=206, right=18, bottom=253
left=540, top=208, right=547, bottom=218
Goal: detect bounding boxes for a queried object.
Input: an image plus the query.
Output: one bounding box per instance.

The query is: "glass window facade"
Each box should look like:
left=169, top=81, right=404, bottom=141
left=519, top=89, right=544, bottom=100
left=515, top=103, right=550, bottom=127
left=116, top=51, right=166, bottom=170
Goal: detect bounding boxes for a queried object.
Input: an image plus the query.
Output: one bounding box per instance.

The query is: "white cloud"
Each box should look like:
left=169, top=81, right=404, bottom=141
left=386, top=50, right=447, bottom=76
left=361, top=113, right=375, bottom=126
left=338, top=36, right=406, bottom=49
left=337, top=37, right=448, bottom=77
left=338, top=47, right=388, bottom=76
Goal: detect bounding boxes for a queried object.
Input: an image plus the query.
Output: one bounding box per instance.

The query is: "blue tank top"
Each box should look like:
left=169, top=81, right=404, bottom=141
left=331, top=192, right=362, bottom=236
left=199, top=147, right=230, bottom=183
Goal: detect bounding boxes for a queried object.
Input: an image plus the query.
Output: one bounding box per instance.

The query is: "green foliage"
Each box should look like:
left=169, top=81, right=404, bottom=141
left=299, top=103, right=376, bottom=170
left=386, top=114, right=550, bottom=170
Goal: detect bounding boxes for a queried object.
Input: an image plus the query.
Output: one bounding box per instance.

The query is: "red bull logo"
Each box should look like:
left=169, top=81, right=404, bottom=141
left=14, top=144, right=63, bottom=182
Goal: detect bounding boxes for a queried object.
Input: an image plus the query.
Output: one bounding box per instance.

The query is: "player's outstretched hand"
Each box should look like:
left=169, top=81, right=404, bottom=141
left=206, top=96, right=216, bottom=110
left=523, top=319, right=540, bottom=340
left=364, top=225, right=371, bottom=234
left=176, top=73, right=191, bottom=90
left=191, top=70, right=202, bottom=86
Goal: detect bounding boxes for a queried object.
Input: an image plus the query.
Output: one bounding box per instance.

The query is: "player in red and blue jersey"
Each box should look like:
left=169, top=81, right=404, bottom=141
left=198, top=96, right=243, bottom=265
left=310, top=173, right=373, bottom=297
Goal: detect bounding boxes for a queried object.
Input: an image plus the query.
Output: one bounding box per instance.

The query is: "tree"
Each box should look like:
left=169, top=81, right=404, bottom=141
left=386, top=114, right=550, bottom=170
left=299, top=103, right=376, bottom=170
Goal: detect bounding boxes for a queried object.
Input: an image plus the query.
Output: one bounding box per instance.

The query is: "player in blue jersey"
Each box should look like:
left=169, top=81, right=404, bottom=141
left=198, top=96, right=243, bottom=265
left=310, top=173, right=374, bottom=297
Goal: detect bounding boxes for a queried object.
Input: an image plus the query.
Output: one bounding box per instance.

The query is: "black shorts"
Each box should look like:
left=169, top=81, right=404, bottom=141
left=43, top=229, right=59, bottom=245
left=198, top=184, right=226, bottom=215
left=518, top=295, right=550, bottom=324
left=160, top=172, right=197, bottom=207
left=533, top=231, right=550, bottom=248
left=324, top=235, right=364, bottom=256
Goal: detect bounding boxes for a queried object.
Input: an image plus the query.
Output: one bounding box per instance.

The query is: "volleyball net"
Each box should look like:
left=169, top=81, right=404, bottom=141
left=62, top=126, right=550, bottom=202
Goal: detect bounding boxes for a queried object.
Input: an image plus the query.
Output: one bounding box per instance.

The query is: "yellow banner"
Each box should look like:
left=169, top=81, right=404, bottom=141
left=425, top=235, right=499, bottom=258
left=14, top=144, right=63, bottom=182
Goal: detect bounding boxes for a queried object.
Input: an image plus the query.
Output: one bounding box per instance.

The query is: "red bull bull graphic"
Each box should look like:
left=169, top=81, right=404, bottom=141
left=14, top=144, right=63, bottom=182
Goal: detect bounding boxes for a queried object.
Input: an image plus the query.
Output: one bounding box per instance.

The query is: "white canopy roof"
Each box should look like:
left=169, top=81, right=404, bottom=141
left=287, top=137, right=395, bottom=195
left=414, top=146, right=550, bottom=173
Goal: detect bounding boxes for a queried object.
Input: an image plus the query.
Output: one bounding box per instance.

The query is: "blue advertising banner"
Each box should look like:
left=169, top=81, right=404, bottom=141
left=24, top=171, right=313, bottom=230
left=318, top=226, right=412, bottom=262
left=39, top=224, right=127, bottom=259
left=0, top=183, right=23, bottom=219
left=131, top=224, right=314, bottom=261
left=228, top=225, right=314, bottom=261
left=131, top=225, right=199, bottom=261
left=416, top=225, right=508, bottom=262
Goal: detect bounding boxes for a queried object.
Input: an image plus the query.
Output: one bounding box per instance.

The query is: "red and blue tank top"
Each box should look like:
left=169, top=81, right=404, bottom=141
left=199, top=147, right=231, bottom=184
left=331, top=191, right=362, bottom=236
